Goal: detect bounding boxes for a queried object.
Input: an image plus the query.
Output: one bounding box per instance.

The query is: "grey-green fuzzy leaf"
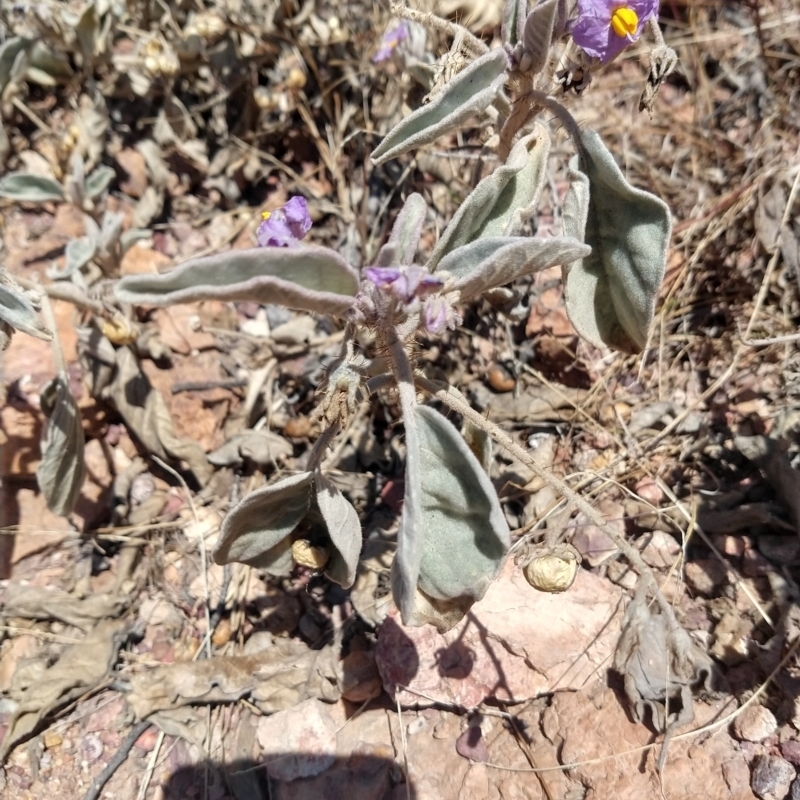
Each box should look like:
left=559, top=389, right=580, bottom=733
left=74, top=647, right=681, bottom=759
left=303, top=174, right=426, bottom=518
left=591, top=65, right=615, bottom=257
left=522, top=0, right=558, bottom=76
left=394, top=405, right=510, bottom=630
left=384, top=193, right=427, bottom=266
left=371, top=48, right=508, bottom=167
left=562, top=129, right=672, bottom=354
left=0, top=172, right=65, bottom=203
left=36, top=376, right=86, bottom=516
left=426, top=127, right=550, bottom=271
left=85, top=165, right=116, bottom=200
left=315, top=471, right=362, bottom=588
left=115, top=246, right=360, bottom=317
left=0, top=37, right=30, bottom=94
left=213, top=472, right=314, bottom=574
left=0, top=283, right=52, bottom=342
left=440, top=235, right=590, bottom=301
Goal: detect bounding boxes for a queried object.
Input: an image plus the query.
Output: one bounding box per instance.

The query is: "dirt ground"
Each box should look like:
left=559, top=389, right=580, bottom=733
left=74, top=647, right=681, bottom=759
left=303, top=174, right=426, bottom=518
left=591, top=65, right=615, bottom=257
left=2, top=1, right=800, bottom=799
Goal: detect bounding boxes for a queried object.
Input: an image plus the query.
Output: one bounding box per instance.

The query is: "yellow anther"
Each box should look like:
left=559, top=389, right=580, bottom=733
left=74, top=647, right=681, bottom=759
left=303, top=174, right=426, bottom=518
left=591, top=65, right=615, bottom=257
left=610, top=6, right=638, bottom=38
left=261, top=211, right=271, bottom=220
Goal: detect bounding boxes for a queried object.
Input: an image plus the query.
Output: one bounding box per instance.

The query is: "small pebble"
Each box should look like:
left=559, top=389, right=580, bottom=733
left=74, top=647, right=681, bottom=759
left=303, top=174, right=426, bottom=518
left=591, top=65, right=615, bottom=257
left=792, top=776, right=800, bottom=800
left=638, top=530, right=681, bottom=569
left=284, top=416, right=311, bottom=438
left=743, top=549, right=772, bottom=578
left=782, top=740, right=800, bottom=765
left=759, top=535, right=800, bottom=566
left=487, top=364, right=515, bottom=393
left=752, top=755, right=796, bottom=800
left=734, top=706, right=778, bottom=743
left=684, top=559, right=727, bottom=596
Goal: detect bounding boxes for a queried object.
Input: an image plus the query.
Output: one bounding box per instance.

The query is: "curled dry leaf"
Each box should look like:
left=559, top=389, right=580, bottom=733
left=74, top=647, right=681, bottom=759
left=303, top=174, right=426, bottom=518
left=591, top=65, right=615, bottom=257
left=36, top=375, right=86, bottom=516
left=0, top=619, right=129, bottom=764
left=126, top=639, right=341, bottom=719
left=104, top=346, right=213, bottom=486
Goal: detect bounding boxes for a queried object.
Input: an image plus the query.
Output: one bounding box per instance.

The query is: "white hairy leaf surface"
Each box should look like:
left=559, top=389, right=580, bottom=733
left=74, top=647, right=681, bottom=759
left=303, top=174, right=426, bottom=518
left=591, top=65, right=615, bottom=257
left=371, top=48, right=508, bottom=167
left=115, top=246, right=360, bottom=317
left=213, top=472, right=314, bottom=574
left=427, top=127, right=550, bottom=271
left=562, top=128, right=672, bottom=353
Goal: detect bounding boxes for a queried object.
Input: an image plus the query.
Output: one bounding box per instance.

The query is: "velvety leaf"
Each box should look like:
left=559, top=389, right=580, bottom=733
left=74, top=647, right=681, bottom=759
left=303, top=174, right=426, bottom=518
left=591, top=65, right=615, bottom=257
left=426, top=127, right=550, bottom=271
left=0, top=283, right=52, bottom=342
left=439, top=235, right=590, bottom=301
left=393, top=405, right=510, bottom=630
left=502, top=0, right=528, bottom=46
left=562, top=129, right=672, bottom=353
left=0, top=37, right=30, bottom=94
left=99, top=210, right=125, bottom=250
left=50, top=216, right=100, bottom=279
left=522, top=0, right=558, bottom=75
left=36, top=376, right=86, bottom=516
left=213, top=472, right=314, bottom=573
left=315, top=471, right=362, bottom=588
left=84, top=164, right=116, bottom=200
left=115, top=246, right=359, bottom=317
left=371, top=48, right=508, bottom=166
left=378, top=193, right=427, bottom=266
left=0, top=172, right=64, bottom=203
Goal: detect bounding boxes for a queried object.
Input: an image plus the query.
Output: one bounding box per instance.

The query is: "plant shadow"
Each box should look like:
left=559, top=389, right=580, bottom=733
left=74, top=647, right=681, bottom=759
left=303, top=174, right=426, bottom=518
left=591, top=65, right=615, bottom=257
left=163, top=753, right=416, bottom=800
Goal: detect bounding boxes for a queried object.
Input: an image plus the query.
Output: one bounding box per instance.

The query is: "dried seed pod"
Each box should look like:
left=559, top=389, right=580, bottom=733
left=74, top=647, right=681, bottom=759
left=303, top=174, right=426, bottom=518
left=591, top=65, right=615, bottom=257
left=291, top=539, right=330, bottom=570
left=523, top=547, right=578, bottom=593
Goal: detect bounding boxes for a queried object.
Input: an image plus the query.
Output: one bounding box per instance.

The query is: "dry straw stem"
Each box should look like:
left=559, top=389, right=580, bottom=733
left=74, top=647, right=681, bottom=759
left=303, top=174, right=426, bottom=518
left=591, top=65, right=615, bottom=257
left=744, top=167, right=800, bottom=341
left=418, top=378, right=681, bottom=632
left=389, top=2, right=488, bottom=57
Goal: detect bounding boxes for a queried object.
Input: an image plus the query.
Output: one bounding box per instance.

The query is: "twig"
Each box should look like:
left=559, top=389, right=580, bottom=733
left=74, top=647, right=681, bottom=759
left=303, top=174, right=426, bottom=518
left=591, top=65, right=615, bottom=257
left=389, top=2, right=488, bottom=56
left=152, top=455, right=212, bottom=660
left=172, top=377, right=248, bottom=394
left=135, top=729, right=165, bottom=800
left=82, top=720, right=151, bottom=800
left=744, top=168, right=800, bottom=339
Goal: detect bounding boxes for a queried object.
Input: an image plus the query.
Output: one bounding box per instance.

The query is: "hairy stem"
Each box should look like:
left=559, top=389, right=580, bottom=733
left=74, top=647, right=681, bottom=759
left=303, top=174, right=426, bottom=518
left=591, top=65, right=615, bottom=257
left=388, top=328, right=422, bottom=624
left=417, top=377, right=680, bottom=632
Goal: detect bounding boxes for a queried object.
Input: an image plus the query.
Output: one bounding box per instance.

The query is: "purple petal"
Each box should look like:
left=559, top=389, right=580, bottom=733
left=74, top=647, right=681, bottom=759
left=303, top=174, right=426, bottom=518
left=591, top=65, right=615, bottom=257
left=571, top=0, right=659, bottom=63
left=372, top=20, right=410, bottom=63
left=364, top=266, right=403, bottom=288
left=422, top=296, right=449, bottom=335
left=257, top=196, right=312, bottom=248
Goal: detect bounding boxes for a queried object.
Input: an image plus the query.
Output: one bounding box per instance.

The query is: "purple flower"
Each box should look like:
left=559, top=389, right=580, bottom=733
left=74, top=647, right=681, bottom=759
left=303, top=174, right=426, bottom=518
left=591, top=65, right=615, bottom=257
left=257, top=196, right=312, bottom=247
left=570, top=0, right=659, bottom=63
left=364, top=265, right=442, bottom=302
left=372, top=20, right=410, bottom=63
left=422, top=296, right=450, bottom=335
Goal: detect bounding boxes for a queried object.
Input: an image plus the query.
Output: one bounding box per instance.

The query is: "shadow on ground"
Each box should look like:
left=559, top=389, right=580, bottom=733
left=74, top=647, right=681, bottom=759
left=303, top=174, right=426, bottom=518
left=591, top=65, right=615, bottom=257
left=163, top=754, right=416, bottom=800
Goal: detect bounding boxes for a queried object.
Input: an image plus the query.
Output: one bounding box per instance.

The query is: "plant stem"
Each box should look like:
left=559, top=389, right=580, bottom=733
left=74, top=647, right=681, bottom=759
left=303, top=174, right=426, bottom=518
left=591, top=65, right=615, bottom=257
left=40, top=293, right=67, bottom=376
left=387, top=328, right=422, bottom=624
left=417, top=377, right=681, bottom=632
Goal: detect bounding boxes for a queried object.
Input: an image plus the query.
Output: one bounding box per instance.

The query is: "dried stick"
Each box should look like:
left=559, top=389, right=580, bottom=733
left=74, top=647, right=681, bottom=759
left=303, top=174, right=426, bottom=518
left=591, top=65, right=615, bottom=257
left=82, top=720, right=151, bottom=800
